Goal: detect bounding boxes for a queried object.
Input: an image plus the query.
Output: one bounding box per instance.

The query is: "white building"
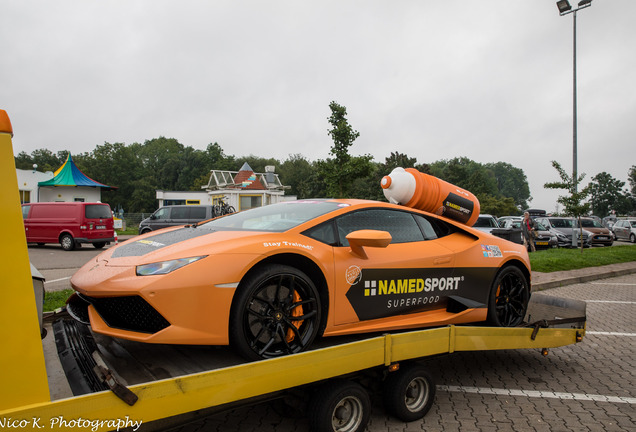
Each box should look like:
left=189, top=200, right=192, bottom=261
left=155, top=163, right=295, bottom=211
left=16, top=168, right=53, bottom=203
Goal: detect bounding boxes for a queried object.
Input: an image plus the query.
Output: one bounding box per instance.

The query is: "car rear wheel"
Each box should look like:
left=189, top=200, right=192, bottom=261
left=93, top=242, right=106, bottom=249
left=60, top=234, right=75, bottom=251
left=631, top=233, right=636, bottom=244
left=487, top=266, right=529, bottom=327
left=230, top=264, right=321, bottom=361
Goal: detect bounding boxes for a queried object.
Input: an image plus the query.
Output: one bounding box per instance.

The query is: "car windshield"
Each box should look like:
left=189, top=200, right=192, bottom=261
left=577, top=219, right=603, bottom=228
left=474, top=216, right=498, bottom=228
left=198, top=200, right=346, bottom=232
left=549, top=218, right=574, bottom=228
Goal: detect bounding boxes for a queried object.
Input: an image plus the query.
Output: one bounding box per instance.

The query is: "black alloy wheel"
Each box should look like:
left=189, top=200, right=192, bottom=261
left=487, top=266, right=530, bottom=327
left=230, top=264, right=321, bottom=361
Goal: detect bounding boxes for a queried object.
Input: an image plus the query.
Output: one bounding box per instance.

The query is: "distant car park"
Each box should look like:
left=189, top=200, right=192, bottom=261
left=535, top=217, right=592, bottom=248
left=499, top=217, right=558, bottom=250
left=575, top=217, right=613, bottom=246
left=612, top=219, right=636, bottom=243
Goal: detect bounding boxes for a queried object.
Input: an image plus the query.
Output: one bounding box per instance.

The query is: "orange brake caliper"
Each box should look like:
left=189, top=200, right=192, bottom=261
left=286, top=290, right=304, bottom=343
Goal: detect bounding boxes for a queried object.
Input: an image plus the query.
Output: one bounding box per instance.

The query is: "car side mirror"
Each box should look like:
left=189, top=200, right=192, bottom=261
left=346, top=230, right=392, bottom=259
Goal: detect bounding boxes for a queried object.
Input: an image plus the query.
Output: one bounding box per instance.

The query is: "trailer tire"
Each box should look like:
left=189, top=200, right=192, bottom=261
left=230, top=264, right=321, bottom=360
left=308, top=380, right=370, bottom=432
left=383, top=364, right=435, bottom=422
left=487, top=265, right=529, bottom=327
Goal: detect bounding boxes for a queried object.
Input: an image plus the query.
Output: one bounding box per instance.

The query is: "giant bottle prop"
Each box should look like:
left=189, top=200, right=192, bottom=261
left=381, top=167, right=480, bottom=227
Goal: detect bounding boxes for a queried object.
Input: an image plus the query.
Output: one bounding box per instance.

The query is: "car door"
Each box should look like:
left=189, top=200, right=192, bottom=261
left=612, top=221, right=623, bottom=240
left=329, top=208, right=457, bottom=325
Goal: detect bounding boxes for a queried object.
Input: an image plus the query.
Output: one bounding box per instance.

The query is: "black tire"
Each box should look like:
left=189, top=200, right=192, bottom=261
left=93, top=242, right=106, bottom=249
left=487, top=266, right=530, bottom=327
left=140, top=228, right=152, bottom=235
left=229, top=264, right=321, bottom=360
left=383, top=364, right=435, bottom=422
left=631, top=233, right=636, bottom=244
left=60, top=234, right=75, bottom=251
left=308, top=380, right=370, bottom=432
left=226, top=206, right=236, bottom=214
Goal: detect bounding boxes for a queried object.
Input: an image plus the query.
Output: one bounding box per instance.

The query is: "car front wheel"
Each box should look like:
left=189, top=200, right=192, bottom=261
left=631, top=233, right=636, bottom=244
left=487, top=266, right=529, bottom=327
left=60, top=234, right=75, bottom=251
left=230, top=264, right=321, bottom=361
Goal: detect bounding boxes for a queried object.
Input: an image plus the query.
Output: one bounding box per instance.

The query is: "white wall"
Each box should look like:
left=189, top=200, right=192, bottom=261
left=15, top=169, right=53, bottom=202
left=38, top=186, right=101, bottom=203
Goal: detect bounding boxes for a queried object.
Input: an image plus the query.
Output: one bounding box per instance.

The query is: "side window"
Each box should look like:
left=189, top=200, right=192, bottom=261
left=171, top=207, right=189, bottom=219
left=413, top=214, right=439, bottom=240
left=335, top=209, right=424, bottom=247
left=22, top=205, right=30, bottom=219
left=303, top=221, right=337, bottom=246
left=189, top=207, right=207, bottom=219
left=415, top=213, right=454, bottom=239
left=154, top=208, right=170, bottom=219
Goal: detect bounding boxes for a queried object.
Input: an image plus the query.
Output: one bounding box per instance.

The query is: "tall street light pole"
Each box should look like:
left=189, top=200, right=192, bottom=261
left=556, top=0, right=592, bottom=247
left=556, top=0, right=592, bottom=192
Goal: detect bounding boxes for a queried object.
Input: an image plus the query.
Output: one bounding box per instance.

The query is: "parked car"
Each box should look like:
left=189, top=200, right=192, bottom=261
left=535, top=217, right=592, bottom=248
left=612, top=219, right=636, bottom=243
left=139, top=205, right=215, bottom=234
left=21, top=202, right=114, bottom=251
left=575, top=217, right=613, bottom=246
left=499, top=218, right=558, bottom=250
left=69, top=199, right=531, bottom=361
left=473, top=214, right=499, bottom=233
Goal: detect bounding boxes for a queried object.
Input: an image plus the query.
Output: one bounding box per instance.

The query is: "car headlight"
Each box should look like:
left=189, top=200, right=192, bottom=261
left=136, top=256, right=207, bottom=276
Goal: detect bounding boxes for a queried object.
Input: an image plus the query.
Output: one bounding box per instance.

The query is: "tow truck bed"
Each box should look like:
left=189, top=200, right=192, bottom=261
left=37, top=292, right=586, bottom=430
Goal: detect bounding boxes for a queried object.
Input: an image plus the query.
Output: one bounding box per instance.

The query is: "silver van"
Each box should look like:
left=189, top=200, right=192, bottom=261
left=138, top=205, right=215, bottom=234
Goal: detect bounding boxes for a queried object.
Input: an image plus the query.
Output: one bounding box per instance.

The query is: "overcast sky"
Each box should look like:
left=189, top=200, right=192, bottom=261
left=2, top=1, right=634, bottom=211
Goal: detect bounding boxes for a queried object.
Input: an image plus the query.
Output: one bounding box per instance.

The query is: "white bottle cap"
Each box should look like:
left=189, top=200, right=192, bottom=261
left=381, top=167, right=416, bottom=205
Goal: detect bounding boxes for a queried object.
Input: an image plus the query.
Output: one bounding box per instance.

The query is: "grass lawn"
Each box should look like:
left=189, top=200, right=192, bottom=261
left=530, top=244, right=636, bottom=273
left=44, top=289, right=74, bottom=313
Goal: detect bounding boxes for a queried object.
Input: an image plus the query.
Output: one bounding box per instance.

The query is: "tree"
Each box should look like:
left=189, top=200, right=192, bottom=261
left=485, top=162, right=532, bottom=210
left=318, top=101, right=373, bottom=198
left=279, top=154, right=324, bottom=199
left=587, top=172, right=625, bottom=217
left=544, top=160, right=590, bottom=251
left=629, top=166, right=636, bottom=196
left=14, top=149, right=64, bottom=172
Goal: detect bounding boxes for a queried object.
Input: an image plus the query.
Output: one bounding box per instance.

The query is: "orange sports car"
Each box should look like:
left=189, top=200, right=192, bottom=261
left=69, top=199, right=531, bottom=360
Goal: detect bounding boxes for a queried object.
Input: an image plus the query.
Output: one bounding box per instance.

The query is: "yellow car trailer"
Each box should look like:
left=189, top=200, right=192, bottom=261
left=0, top=110, right=585, bottom=432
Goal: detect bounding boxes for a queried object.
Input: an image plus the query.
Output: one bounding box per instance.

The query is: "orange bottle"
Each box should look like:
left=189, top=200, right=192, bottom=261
left=380, top=167, right=481, bottom=226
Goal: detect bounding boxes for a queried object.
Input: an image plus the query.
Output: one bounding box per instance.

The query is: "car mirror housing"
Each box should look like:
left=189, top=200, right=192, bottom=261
left=346, top=230, right=392, bottom=259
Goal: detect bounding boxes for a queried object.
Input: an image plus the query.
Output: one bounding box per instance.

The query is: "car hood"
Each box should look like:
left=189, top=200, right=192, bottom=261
left=101, top=226, right=272, bottom=266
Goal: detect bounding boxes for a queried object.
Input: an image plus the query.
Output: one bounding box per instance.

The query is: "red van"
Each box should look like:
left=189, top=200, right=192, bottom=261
left=22, top=202, right=115, bottom=251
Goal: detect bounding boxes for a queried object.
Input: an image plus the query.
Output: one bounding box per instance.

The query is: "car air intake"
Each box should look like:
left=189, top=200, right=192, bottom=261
left=82, top=295, right=170, bottom=334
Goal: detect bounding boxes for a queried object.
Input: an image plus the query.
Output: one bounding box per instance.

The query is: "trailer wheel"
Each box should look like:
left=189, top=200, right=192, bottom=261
left=230, top=264, right=321, bottom=360
left=487, top=266, right=529, bottom=327
left=60, top=234, right=75, bottom=251
left=383, top=364, right=435, bottom=422
left=308, top=380, right=370, bottom=432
